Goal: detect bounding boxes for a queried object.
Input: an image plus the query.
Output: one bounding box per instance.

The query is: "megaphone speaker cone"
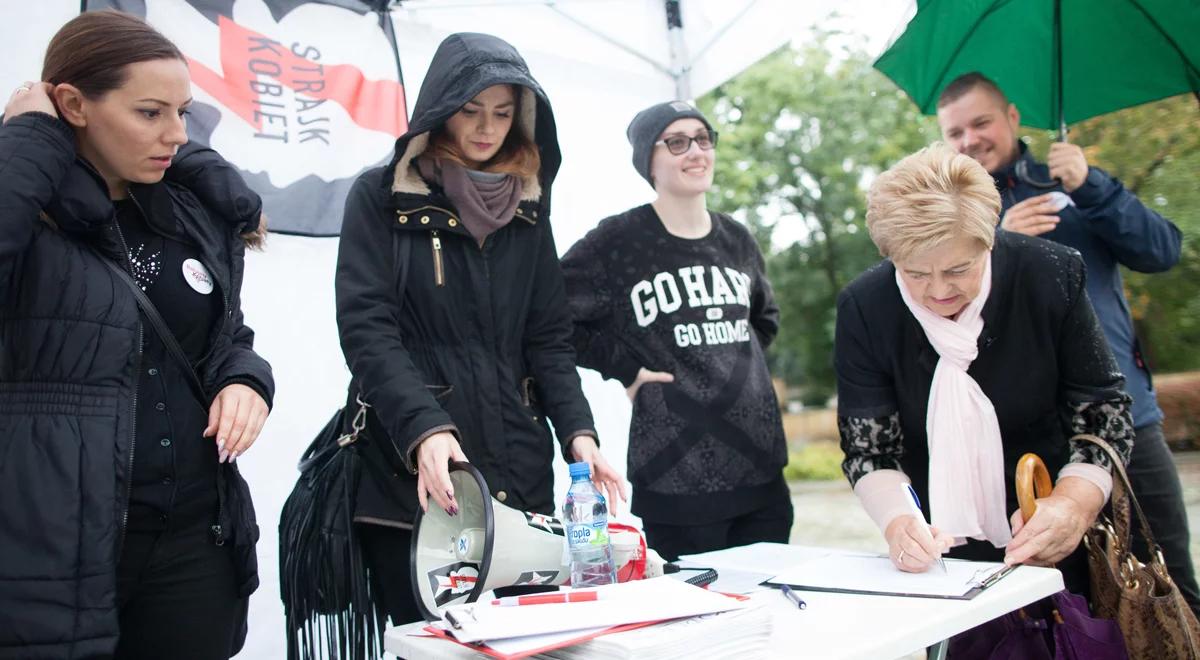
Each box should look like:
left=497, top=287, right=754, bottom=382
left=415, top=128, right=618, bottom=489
left=410, top=461, right=494, bottom=622
left=410, top=462, right=575, bottom=622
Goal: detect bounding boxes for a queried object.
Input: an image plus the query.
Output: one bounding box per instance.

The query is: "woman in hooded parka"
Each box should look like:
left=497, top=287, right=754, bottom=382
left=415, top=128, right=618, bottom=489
left=335, top=32, right=625, bottom=624
left=0, top=11, right=272, bottom=660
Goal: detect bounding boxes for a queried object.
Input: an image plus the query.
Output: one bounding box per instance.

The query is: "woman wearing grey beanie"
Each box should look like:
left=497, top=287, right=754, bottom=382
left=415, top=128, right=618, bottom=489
left=561, top=101, right=792, bottom=560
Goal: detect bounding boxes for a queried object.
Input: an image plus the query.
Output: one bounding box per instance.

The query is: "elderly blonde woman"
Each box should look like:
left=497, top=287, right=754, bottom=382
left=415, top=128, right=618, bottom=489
left=834, top=144, right=1133, bottom=593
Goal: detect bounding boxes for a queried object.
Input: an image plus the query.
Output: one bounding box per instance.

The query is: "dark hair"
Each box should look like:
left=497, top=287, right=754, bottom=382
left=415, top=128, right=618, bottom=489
left=937, top=72, right=1009, bottom=109
left=42, top=10, right=184, bottom=98
left=427, top=85, right=541, bottom=178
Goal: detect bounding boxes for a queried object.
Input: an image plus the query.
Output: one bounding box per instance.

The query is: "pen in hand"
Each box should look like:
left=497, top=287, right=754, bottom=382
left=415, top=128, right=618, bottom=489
left=780, top=584, right=807, bottom=610
left=901, top=483, right=948, bottom=574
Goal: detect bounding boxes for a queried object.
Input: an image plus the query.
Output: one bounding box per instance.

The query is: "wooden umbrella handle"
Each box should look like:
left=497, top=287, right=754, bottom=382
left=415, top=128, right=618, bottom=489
left=1015, top=453, right=1053, bottom=523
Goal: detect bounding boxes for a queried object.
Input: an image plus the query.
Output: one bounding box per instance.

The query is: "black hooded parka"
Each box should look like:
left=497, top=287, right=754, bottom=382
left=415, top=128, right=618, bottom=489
left=0, top=113, right=272, bottom=659
left=336, top=33, right=596, bottom=527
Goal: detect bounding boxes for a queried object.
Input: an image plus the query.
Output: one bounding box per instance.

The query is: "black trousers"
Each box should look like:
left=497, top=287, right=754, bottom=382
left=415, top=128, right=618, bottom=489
left=115, top=526, right=246, bottom=660
left=641, top=491, right=795, bottom=562
left=1127, top=421, right=1200, bottom=618
left=358, top=523, right=424, bottom=626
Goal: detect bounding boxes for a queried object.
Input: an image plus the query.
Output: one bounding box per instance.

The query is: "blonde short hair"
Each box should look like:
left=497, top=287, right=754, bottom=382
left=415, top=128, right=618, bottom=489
left=865, top=143, right=1000, bottom=262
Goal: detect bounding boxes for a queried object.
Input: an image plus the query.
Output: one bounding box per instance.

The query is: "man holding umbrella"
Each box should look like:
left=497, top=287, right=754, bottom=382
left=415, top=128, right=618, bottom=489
left=935, top=71, right=1195, bottom=616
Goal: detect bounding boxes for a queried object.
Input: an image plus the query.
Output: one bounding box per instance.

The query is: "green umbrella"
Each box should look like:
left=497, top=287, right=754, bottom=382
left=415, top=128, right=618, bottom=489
left=874, top=0, right=1200, bottom=137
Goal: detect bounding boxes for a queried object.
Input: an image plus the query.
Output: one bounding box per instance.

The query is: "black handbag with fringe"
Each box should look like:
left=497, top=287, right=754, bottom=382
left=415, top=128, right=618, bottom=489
left=281, top=219, right=412, bottom=659
left=279, top=397, right=383, bottom=660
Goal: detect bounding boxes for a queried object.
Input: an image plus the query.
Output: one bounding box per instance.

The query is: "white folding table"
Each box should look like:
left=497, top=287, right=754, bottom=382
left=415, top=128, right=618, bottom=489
left=384, top=542, right=1063, bottom=659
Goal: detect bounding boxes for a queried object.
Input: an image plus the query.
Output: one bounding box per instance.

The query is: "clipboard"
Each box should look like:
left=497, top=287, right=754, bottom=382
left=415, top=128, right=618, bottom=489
left=764, top=555, right=1017, bottom=600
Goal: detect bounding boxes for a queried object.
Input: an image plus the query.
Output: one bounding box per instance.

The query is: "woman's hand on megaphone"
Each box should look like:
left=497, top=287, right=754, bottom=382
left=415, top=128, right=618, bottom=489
left=416, top=431, right=468, bottom=516
left=569, top=435, right=629, bottom=516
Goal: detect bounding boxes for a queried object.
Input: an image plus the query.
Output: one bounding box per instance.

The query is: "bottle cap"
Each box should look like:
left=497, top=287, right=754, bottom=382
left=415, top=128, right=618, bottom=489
left=568, top=462, right=591, bottom=479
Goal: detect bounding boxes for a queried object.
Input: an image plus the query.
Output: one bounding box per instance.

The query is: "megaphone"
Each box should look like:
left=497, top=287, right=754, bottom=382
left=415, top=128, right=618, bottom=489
left=410, top=461, right=662, bottom=622
left=410, top=461, right=575, bottom=621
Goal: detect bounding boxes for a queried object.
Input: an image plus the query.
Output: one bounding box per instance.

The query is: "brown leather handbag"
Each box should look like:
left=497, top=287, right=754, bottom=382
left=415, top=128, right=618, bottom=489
left=1017, top=435, right=1200, bottom=659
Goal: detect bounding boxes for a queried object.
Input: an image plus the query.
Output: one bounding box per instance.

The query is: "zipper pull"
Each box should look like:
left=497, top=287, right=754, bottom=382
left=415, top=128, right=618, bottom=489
left=431, top=230, right=445, bottom=287
left=211, top=524, right=226, bottom=546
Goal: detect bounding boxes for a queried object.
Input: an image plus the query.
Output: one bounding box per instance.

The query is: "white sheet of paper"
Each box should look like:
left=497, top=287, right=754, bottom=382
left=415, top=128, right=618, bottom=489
left=441, top=577, right=745, bottom=644
left=679, top=542, right=844, bottom=575
left=769, top=555, right=1008, bottom=598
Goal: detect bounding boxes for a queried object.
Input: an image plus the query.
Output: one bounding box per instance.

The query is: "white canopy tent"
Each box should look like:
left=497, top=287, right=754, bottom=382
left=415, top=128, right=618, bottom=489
left=0, top=1, right=908, bottom=656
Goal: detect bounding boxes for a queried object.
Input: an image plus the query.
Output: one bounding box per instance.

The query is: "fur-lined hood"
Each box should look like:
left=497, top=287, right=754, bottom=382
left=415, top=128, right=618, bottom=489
left=387, top=33, right=560, bottom=203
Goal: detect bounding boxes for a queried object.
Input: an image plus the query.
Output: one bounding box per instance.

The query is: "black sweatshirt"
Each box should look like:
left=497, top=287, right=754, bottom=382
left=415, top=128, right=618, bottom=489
left=562, top=204, right=788, bottom=524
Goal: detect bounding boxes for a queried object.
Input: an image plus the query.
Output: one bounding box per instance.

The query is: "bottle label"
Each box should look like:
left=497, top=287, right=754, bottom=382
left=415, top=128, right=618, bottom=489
left=567, top=519, right=609, bottom=549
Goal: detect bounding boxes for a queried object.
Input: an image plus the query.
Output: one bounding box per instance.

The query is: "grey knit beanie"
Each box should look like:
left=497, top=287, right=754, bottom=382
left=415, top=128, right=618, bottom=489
left=626, top=101, right=713, bottom=187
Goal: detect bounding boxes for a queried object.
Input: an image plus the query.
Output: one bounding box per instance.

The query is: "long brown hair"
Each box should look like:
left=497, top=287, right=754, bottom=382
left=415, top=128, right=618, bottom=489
left=42, top=10, right=184, bottom=98
left=426, top=86, right=541, bottom=179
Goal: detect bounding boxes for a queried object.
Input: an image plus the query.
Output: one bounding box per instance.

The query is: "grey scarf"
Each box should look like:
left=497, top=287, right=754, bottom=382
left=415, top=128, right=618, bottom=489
left=418, top=157, right=523, bottom=244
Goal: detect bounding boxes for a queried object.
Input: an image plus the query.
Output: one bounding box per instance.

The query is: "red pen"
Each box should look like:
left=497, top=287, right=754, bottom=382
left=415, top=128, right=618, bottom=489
left=490, top=591, right=601, bottom=607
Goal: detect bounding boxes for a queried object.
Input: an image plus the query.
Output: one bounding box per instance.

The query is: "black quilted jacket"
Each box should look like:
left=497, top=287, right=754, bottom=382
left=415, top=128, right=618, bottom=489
left=0, top=112, right=273, bottom=659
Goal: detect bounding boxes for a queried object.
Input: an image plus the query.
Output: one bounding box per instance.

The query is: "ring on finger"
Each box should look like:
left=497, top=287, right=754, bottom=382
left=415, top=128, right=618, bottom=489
left=898, top=550, right=907, bottom=564
left=16, top=85, right=32, bottom=93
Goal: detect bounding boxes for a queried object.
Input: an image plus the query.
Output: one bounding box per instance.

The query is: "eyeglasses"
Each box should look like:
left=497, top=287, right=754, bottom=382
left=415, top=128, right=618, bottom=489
left=655, top=129, right=719, bottom=155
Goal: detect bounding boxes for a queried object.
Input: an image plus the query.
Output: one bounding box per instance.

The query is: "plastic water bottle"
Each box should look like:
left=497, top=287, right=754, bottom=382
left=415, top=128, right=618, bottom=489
left=563, top=462, right=617, bottom=587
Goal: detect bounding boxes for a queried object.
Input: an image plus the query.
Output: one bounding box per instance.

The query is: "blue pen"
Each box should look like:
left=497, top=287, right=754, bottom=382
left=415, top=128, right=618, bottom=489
left=780, top=584, right=807, bottom=610
left=901, top=483, right=948, bottom=574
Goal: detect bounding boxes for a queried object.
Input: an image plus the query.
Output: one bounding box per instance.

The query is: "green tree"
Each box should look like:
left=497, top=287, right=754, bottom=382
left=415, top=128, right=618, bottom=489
left=698, top=33, right=940, bottom=404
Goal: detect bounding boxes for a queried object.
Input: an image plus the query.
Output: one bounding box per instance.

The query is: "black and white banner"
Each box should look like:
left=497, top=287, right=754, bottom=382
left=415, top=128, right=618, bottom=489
left=89, top=0, right=408, bottom=235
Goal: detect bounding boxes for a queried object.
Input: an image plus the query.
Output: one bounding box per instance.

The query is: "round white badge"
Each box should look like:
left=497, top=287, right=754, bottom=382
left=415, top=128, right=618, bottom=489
left=181, top=259, right=215, bottom=295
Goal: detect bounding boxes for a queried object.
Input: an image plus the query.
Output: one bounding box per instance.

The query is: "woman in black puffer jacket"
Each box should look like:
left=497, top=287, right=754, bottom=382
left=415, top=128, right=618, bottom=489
left=0, top=11, right=272, bottom=660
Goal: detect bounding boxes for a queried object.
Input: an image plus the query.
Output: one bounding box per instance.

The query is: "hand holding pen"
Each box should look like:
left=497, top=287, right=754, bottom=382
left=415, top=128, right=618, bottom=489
left=886, top=483, right=954, bottom=574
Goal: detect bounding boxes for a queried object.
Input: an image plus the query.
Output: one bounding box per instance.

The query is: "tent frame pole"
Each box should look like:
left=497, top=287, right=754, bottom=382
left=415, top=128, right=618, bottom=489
left=665, top=0, right=691, bottom=100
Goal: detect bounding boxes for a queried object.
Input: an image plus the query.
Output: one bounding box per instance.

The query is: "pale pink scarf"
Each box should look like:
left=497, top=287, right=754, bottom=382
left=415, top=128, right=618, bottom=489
left=895, top=253, right=1012, bottom=548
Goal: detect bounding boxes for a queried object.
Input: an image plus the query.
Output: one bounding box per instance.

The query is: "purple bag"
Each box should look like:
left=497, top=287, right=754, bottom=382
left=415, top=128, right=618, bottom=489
left=949, top=590, right=1128, bottom=659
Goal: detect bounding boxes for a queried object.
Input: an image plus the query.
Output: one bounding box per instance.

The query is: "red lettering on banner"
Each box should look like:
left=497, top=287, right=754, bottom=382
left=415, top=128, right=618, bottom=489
left=186, top=15, right=406, bottom=137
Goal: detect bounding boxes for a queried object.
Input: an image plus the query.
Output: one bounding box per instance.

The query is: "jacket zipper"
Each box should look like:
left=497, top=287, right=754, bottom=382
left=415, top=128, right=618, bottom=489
left=110, top=219, right=142, bottom=547
left=431, top=230, right=445, bottom=287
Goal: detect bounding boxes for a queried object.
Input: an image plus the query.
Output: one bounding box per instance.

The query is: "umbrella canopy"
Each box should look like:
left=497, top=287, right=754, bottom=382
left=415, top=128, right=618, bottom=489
left=874, top=0, right=1200, bottom=131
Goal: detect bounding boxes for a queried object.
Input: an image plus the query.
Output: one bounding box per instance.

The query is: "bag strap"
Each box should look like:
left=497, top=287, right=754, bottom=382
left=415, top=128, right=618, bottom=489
left=98, top=255, right=207, bottom=403
left=1071, top=433, right=1164, bottom=559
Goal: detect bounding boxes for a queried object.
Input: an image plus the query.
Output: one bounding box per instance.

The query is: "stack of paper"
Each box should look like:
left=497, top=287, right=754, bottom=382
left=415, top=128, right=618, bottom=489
left=440, top=577, right=746, bottom=644
left=420, top=577, right=752, bottom=658
left=540, top=604, right=773, bottom=660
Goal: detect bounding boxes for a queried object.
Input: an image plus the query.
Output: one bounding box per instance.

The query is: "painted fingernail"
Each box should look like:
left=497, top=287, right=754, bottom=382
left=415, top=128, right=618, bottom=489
left=445, top=506, right=458, bottom=517
left=219, top=449, right=229, bottom=463
left=446, top=490, right=456, bottom=502
left=217, top=437, right=226, bottom=450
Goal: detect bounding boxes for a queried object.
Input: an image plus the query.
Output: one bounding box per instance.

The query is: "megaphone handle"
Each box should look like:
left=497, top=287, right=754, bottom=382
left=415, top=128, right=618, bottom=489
left=1015, top=453, right=1053, bottom=524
